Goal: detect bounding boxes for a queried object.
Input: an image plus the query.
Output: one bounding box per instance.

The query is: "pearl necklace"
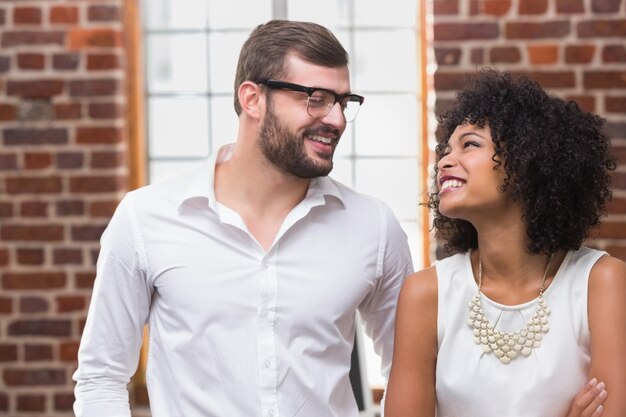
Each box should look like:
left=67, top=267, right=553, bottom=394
left=467, top=253, right=553, bottom=364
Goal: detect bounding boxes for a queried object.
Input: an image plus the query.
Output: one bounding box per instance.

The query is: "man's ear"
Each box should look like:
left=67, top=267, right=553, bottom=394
left=238, top=81, right=264, bottom=121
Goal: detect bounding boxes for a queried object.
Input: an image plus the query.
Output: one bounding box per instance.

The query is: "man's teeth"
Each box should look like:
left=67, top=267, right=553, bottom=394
left=441, top=179, right=465, bottom=192
left=310, top=135, right=332, bottom=144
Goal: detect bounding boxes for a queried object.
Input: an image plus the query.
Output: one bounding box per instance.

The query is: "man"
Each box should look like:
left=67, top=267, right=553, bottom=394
left=73, top=19, right=413, bottom=417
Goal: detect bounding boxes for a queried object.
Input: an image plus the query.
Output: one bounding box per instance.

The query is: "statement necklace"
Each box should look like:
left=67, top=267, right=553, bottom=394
left=467, top=253, right=553, bottom=364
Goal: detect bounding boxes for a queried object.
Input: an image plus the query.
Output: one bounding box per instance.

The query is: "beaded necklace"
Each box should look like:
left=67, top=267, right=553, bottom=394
left=467, top=253, right=553, bottom=364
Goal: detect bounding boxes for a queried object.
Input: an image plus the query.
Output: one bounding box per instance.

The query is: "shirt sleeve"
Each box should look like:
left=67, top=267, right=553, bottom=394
left=73, top=193, right=152, bottom=417
left=357, top=202, right=414, bottom=382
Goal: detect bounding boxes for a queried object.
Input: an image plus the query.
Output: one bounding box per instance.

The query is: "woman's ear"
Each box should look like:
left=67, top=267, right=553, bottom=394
left=238, top=81, right=264, bottom=121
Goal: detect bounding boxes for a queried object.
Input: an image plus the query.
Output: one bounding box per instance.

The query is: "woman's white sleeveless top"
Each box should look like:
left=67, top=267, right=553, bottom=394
left=435, top=247, right=605, bottom=417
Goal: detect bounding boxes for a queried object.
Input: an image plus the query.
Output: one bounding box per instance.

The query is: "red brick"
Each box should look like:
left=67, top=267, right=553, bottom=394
left=471, top=0, right=512, bottom=16
left=1, top=31, right=64, bottom=48
left=13, top=7, right=42, bottom=25
left=0, top=345, right=18, bottom=362
left=490, top=46, right=521, bottom=63
left=6, top=80, right=64, bottom=99
left=3, top=273, right=65, bottom=290
left=6, top=176, right=62, bottom=194
left=87, top=53, right=121, bottom=70
left=59, top=342, right=80, bottom=362
left=5, top=368, right=66, bottom=385
left=91, top=150, right=125, bottom=168
left=17, top=394, right=45, bottom=412
left=566, top=95, right=596, bottom=112
left=50, top=6, right=79, bottom=24
left=605, top=245, right=626, bottom=261
left=3, top=128, right=68, bottom=145
left=434, top=22, right=499, bottom=41
left=434, top=0, right=459, bottom=14
left=1, top=225, right=64, bottom=242
left=0, top=55, right=10, bottom=72
left=529, top=45, right=559, bottom=64
left=598, top=221, right=626, bottom=238
left=435, top=48, right=461, bottom=66
left=20, top=201, right=49, bottom=217
left=54, top=392, right=75, bottom=411
left=76, top=272, right=96, bottom=289
left=69, top=79, right=119, bottom=97
left=53, top=249, right=83, bottom=265
left=584, top=71, right=626, bottom=89
left=88, top=5, right=120, bottom=22
left=89, top=102, right=122, bottom=119
left=69, top=28, right=122, bottom=49
left=24, top=152, right=52, bottom=169
left=613, top=171, right=626, bottom=189
left=607, top=196, right=626, bottom=212
left=90, top=200, right=119, bottom=217
left=57, top=296, right=86, bottom=312
left=8, top=320, right=72, bottom=337
left=565, top=45, right=596, bottom=63
left=0, top=9, right=5, bottom=25
left=519, top=0, right=548, bottom=14
left=17, top=248, right=45, bottom=265
left=0, top=297, right=13, bottom=314
left=434, top=72, right=471, bottom=91
left=506, top=21, right=570, bottom=39
left=17, top=53, right=44, bottom=70
left=71, top=224, right=107, bottom=241
left=77, top=127, right=123, bottom=144
left=515, top=71, right=576, bottom=88
left=54, top=103, right=82, bottom=119
left=592, top=0, right=622, bottom=12
left=24, top=344, right=54, bottom=361
left=603, top=45, right=626, bottom=62
left=0, top=203, right=13, bottom=218
left=0, top=153, right=17, bottom=170
left=0, top=393, right=7, bottom=411
left=53, top=53, right=81, bottom=70
left=57, top=152, right=85, bottom=169
left=56, top=200, right=85, bottom=216
left=556, top=0, right=585, bottom=13
left=606, top=121, right=626, bottom=139
left=0, top=249, right=9, bottom=267
left=20, top=297, right=49, bottom=313
left=606, top=96, right=626, bottom=113
left=578, top=20, right=626, bottom=37
left=0, top=104, right=16, bottom=121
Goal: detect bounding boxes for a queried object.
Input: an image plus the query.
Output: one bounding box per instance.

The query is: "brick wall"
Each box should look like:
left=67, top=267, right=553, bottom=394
left=431, top=0, right=626, bottom=259
left=0, top=0, right=127, bottom=415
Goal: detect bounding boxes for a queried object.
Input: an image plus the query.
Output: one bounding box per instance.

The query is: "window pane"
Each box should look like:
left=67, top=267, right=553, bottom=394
left=354, top=0, right=417, bottom=27
left=150, top=159, right=205, bottom=185
left=335, top=123, right=354, bottom=157
left=353, top=29, right=417, bottom=92
left=147, top=33, right=208, bottom=93
left=355, top=158, right=419, bottom=221
left=149, top=97, right=210, bottom=158
left=286, top=0, right=350, bottom=27
left=209, top=32, right=250, bottom=94
left=355, top=94, right=418, bottom=157
left=329, top=157, right=354, bottom=187
left=143, top=0, right=208, bottom=29
left=208, top=0, right=272, bottom=29
left=210, top=96, right=239, bottom=153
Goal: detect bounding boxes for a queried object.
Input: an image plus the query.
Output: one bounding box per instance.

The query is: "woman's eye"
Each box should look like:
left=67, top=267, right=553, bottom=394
left=464, top=141, right=479, bottom=148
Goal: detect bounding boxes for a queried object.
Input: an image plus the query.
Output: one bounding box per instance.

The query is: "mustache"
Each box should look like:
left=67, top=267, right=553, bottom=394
left=303, top=126, right=340, bottom=139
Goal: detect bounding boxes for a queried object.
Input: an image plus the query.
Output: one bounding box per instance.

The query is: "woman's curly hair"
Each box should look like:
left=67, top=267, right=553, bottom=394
left=429, top=69, right=616, bottom=255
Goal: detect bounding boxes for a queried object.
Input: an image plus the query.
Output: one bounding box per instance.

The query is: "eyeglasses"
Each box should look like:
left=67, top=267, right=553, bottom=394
left=259, top=79, right=365, bottom=123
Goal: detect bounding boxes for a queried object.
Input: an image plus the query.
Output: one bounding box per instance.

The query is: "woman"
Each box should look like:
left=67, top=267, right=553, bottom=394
left=385, top=70, right=626, bottom=417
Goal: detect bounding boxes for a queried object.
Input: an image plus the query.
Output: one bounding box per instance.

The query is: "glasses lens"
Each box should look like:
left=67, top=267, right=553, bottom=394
left=306, top=90, right=334, bottom=118
left=342, top=99, right=362, bottom=123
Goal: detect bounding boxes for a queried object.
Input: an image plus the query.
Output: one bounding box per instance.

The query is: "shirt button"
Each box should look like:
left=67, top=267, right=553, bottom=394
left=263, top=359, right=272, bottom=369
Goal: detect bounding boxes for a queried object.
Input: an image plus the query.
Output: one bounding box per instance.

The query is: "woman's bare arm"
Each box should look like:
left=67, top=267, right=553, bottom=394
left=384, top=267, right=439, bottom=417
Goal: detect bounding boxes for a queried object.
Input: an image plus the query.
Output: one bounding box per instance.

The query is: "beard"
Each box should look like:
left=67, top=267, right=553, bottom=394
left=259, top=100, right=339, bottom=179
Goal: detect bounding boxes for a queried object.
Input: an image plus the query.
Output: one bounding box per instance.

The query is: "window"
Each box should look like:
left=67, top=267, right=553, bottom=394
left=140, top=0, right=424, bottom=403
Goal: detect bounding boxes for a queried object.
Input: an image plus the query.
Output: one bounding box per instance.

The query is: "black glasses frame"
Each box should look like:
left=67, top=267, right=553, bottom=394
left=258, top=79, right=364, bottom=121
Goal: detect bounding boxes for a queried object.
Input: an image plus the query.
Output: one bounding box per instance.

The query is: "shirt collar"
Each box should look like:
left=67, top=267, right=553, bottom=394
left=178, top=144, right=346, bottom=211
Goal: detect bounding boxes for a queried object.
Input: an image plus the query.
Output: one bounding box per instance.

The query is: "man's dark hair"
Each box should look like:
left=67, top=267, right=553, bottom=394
left=233, top=19, right=349, bottom=115
left=430, top=69, right=616, bottom=255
